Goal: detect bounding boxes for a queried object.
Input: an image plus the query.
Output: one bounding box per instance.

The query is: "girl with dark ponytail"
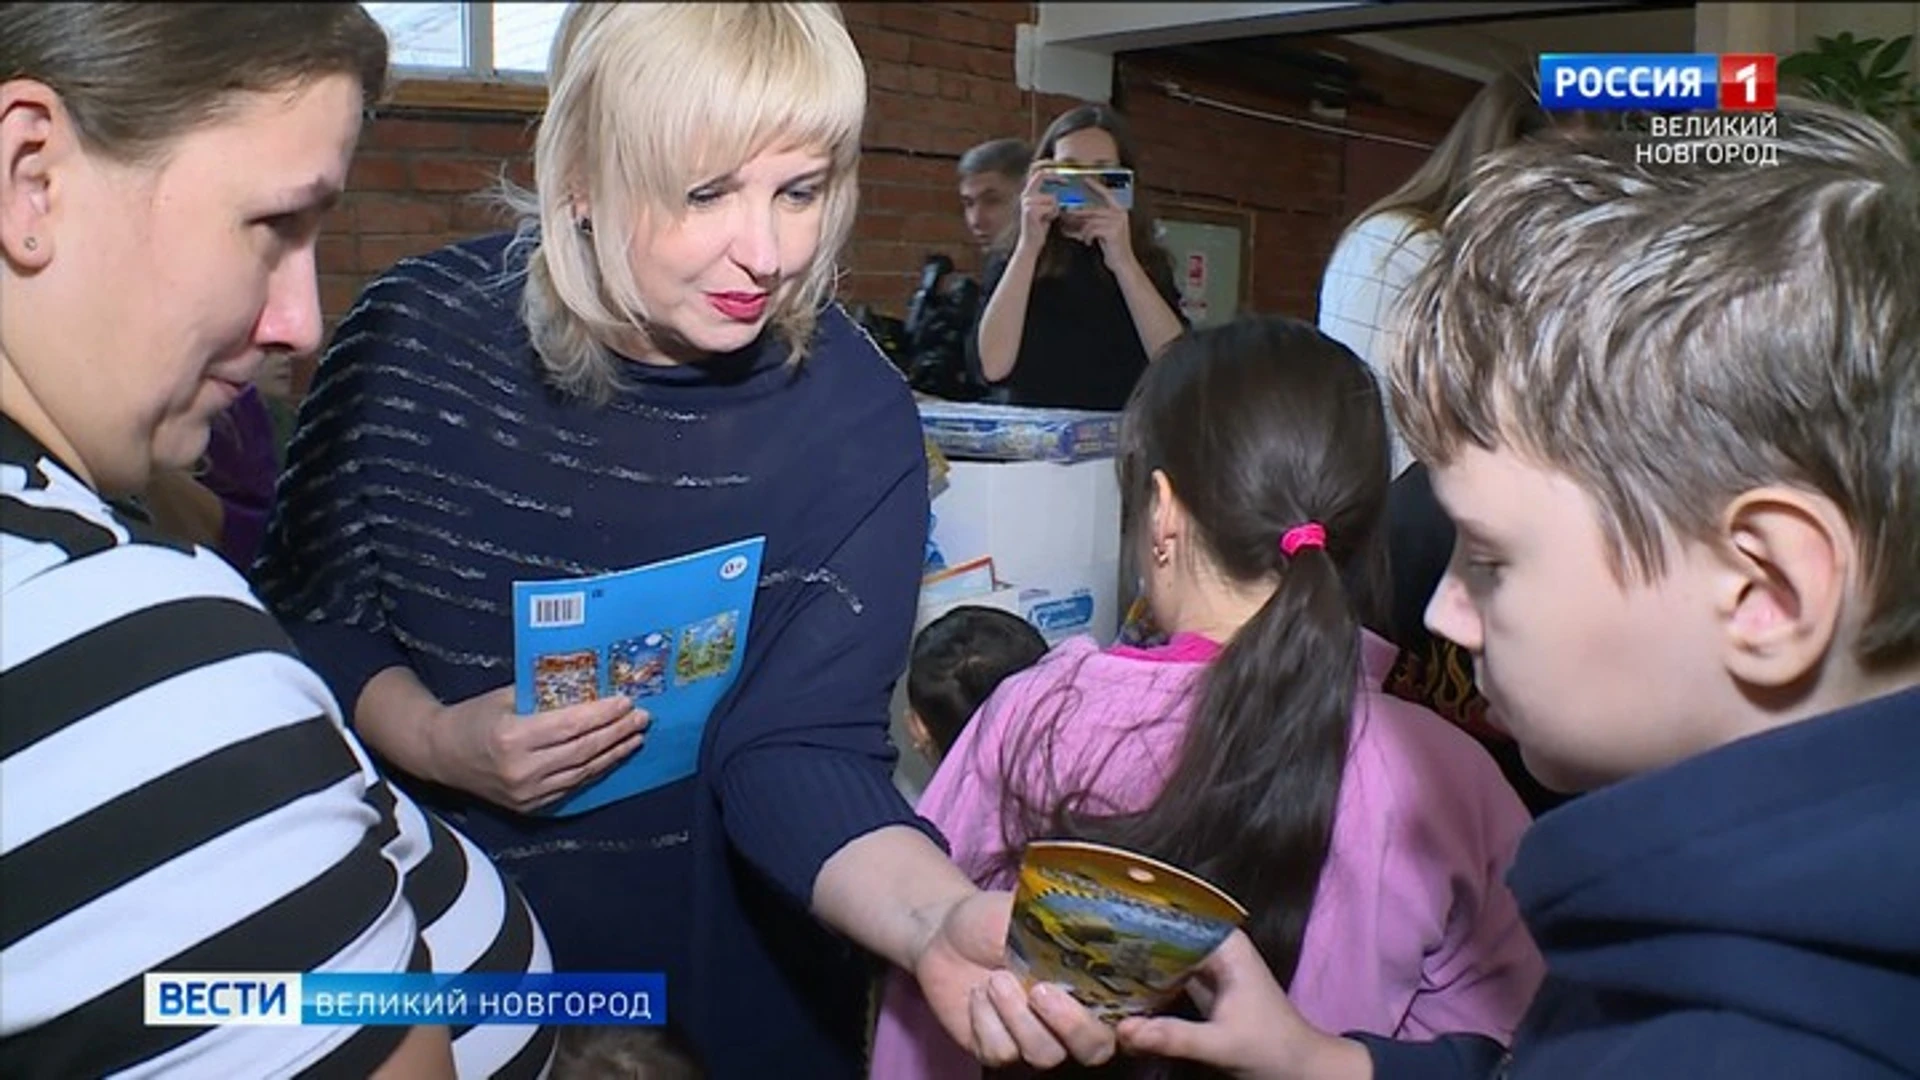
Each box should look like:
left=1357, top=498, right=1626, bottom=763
left=872, top=316, right=1543, bottom=1080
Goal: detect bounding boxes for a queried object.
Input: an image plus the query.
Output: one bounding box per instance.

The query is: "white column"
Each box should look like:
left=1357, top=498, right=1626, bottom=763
left=1693, top=2, right=1798, bottom=56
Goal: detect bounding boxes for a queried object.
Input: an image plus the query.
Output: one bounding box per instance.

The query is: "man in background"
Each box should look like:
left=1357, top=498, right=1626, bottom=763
left=957, top=137, right=1029, bottom=251
left=900, top=138, right=1033, bottom=401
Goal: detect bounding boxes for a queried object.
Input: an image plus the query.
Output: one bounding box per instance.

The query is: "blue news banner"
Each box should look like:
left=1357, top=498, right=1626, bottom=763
left=1538, top=53, right=1777, bottom=113
left=1540, top=53, right=1718, bottom=111
left=144, top=972, right=666, bottom=1027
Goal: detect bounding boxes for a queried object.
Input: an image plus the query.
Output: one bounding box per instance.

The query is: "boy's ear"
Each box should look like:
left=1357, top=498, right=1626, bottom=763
left=1713, top=486, right=1854, bottom=690
left=904, top=710, right=934, bottom=756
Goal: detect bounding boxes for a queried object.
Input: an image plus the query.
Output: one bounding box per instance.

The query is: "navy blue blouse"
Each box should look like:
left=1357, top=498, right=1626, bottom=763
left=257, top=232, right=938, bottom=1077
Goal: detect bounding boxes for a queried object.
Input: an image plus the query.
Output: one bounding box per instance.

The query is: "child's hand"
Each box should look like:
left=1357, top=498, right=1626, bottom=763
left=1115, top=930, right=1373, bottom=1080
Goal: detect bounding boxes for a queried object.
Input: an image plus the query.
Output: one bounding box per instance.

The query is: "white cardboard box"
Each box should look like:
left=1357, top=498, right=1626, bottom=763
left=917, top=563, right=1122, bottom=644
left=928, top=458, right=1123, bottom=585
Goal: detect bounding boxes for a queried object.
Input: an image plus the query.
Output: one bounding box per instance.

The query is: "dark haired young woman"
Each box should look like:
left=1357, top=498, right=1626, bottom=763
left=873, top=316, right=1543, bottom=1078
left=970, top=103, right=1187, bottom=411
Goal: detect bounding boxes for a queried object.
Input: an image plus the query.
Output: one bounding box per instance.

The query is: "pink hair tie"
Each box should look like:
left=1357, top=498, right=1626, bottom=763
left=1279, top=521, right=1327, bottom=557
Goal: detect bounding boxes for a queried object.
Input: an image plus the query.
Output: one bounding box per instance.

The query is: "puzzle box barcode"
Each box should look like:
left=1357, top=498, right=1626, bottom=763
left=530, top=592, right=587, bottom=628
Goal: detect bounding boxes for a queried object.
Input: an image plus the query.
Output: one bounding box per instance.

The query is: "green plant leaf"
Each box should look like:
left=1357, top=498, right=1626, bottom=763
left=1869, top=34, right=1912, bottom=77
left=1785, top=28, right=1918, bottom=123
left=1778, top=55, right=1818, bottom=79
left=1847, top=38, right=1883, bottom=65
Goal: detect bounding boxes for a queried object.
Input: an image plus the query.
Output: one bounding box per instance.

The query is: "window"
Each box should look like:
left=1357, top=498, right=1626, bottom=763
left=363, top=1, right=568, bottom=110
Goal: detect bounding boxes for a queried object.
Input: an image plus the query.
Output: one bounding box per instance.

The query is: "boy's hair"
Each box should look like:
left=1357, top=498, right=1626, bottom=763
left=550, top=1024, right=703, bottom=1079
left=908, top=606, right=1048, bottom=757
left=1392, top=96, right=1920, bottom=670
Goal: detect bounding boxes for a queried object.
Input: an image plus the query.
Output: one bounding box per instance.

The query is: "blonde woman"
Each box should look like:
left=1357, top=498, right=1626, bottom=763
left=257, top=4, right=1110, bottom=1076
left=1316, top=70, right=1549, bottom=478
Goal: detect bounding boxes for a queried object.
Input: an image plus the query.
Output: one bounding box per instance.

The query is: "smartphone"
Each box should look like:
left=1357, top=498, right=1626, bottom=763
left=1040, top=167, right=1135, bottom=211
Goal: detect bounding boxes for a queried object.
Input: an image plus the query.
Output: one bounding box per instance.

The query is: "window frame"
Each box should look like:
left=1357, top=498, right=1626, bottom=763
left=377, top=0, right=554, bottom=114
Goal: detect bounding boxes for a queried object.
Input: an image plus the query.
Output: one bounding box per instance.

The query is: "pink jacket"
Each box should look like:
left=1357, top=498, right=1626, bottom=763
left=870, top=631, right=1543, bottom=1079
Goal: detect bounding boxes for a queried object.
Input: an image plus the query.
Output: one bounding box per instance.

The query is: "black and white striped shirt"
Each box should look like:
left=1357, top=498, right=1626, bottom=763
left=0, top=418, right=555, bottom=1078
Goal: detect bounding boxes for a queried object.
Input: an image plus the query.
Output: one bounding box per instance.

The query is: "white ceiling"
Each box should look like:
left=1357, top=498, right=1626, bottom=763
left=1348, top=6, right=1699, bottom=83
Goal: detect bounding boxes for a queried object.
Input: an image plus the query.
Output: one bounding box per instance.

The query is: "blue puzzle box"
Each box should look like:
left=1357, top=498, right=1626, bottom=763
left=917, top=400, right=1121, bottom=464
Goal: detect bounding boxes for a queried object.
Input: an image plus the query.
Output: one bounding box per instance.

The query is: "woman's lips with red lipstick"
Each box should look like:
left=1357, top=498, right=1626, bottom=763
left=708, top=292, right=769, bottom=321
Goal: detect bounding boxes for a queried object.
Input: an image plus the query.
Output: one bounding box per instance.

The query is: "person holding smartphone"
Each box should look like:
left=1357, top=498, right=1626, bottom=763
left=970, top=103, right=1187, bottom=411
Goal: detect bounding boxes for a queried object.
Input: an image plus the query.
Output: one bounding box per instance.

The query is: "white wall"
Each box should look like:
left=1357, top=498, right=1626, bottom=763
left=1698, top=2, right=1920, bottom=82
left=1356, top=7, right=1696, bottom=85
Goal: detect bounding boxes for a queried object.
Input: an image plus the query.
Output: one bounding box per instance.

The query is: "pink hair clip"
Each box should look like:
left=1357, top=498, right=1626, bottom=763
left=1279, top=521, right=1326, bottom=557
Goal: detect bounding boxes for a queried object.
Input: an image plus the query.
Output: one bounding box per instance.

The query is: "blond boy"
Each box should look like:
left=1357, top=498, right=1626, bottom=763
left=1106, top=96, right=1920, bottom=1079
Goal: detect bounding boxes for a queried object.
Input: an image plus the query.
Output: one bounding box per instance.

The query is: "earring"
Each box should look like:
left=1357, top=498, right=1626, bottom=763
left=1152, top=541, right=1171, bottom=567
left=21, top=237, right=36, bottom=252
left=576, top=217, right=593, bottom=236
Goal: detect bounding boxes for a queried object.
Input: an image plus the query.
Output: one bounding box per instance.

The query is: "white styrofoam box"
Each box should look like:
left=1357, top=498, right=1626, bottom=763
left=917, top=583, right=1026, bottom=633
left=928, top=458, right=1123, bottom=587
left=916, top=563, right=1120, bottom=644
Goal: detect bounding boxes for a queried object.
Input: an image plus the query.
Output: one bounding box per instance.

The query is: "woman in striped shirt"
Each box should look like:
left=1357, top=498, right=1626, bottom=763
left=0, top=5, right=552, bottom=1076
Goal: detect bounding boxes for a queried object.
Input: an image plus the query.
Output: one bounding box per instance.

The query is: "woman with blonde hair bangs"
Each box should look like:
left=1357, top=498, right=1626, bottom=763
left=259, top=5, right=1090, bottom=1076
left=520, top=1, right=866, bottom=400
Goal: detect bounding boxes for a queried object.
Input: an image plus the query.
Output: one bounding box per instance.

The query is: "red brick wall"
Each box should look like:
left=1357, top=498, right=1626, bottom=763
left=309, top=3, right=1479, bottom=387
left=1115, top=46, right=1479, bottom=316
left=313, top=113, right=533, bottom=377
left=841, top=3, right=1083, bottom=302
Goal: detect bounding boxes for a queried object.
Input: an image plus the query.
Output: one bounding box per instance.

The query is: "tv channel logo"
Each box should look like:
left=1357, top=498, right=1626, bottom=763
left=145, top=970, right=667, bottom=1027
left=144, top=973, right=301, bottom=1026
left=1540, top=54, right=1777, bottom=111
